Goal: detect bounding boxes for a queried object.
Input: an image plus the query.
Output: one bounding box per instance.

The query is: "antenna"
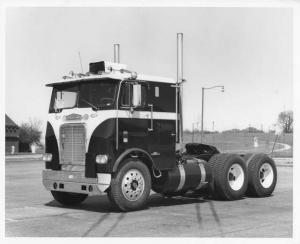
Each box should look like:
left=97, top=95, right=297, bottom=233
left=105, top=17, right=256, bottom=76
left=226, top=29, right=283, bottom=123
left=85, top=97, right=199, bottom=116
left=78, top=52, right=84, bottom=73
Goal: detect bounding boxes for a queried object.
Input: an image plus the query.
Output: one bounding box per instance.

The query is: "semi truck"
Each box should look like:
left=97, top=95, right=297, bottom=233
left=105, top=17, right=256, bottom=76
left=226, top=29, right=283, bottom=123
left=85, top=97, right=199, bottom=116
left=42, top=33, right=277, bottom=211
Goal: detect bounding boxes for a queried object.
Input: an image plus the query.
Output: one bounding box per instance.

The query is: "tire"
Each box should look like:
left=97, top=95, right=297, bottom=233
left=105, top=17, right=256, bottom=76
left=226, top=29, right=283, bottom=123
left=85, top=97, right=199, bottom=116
left=108, top=158, right=151, bottom=211
left=51, top=191, right=87, bottom=206
left=243, top=153, right=277, bottom=197
left=208, top=154, right=248, bottom=200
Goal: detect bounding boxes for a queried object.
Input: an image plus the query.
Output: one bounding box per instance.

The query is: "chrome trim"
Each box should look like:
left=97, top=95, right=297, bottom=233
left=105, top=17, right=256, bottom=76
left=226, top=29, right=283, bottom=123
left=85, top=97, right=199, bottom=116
left=43, top=180, right=102, bottom=196
left=176, top=164, right=186, bottom=191
left=59, top=123, right=86, bottom=169
left=148, top=104, right=153, bottom=131
left=43, top=170, right=95, bottom=183
left=196, top=162, right=207, bottom=190
left=115, top=79, right=126, bottom=150
left=42, top=170, right=110, bottom=196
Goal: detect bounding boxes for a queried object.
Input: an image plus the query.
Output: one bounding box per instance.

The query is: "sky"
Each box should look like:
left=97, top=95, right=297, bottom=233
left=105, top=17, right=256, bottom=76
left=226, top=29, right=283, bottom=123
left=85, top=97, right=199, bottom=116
left=5, top=7, right=293, bottom=134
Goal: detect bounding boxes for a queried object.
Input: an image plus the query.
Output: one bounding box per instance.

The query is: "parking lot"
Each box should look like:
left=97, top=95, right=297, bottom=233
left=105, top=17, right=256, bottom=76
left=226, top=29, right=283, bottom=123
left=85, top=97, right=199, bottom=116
left=5, top=159, right=293, bottom=237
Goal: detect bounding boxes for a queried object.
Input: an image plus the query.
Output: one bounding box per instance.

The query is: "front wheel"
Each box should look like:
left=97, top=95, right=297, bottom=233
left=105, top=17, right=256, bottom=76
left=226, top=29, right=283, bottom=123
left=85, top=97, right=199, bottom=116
left=51, top=191, right=87, bottom=206
left=108, top=159, right=151, bottom=211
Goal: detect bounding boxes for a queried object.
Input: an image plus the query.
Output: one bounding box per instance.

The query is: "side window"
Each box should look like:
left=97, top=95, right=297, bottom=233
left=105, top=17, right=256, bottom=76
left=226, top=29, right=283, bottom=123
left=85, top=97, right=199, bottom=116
left=120, top=83, right=131, bottom=106
left=150, top=84, right=175, bottom=112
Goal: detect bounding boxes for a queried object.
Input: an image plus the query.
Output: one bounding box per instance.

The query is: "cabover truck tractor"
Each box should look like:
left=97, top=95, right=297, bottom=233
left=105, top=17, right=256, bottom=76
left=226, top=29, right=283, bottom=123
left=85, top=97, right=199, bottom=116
left=42, top=34, right=277, bottom=211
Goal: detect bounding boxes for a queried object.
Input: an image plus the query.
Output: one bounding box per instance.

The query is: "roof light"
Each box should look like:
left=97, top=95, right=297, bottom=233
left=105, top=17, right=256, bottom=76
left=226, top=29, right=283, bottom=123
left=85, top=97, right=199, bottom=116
left=89, top=61, right=128, bottom=74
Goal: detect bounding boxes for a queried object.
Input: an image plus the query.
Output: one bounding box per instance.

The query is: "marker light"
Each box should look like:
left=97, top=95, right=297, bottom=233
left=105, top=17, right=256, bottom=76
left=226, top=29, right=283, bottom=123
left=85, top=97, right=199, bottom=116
left=43, top=153, right=53, bottom=162
left=82, top=114, right=89, bottom=120
left=95, top=154, right=108, bottom=164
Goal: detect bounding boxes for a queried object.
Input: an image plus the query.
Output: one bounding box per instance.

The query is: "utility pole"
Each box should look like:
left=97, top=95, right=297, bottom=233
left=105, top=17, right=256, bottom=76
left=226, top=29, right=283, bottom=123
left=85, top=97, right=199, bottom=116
left=201, top=85, right=224, bottom=143
left=196, top=121, right=199, bottom=142
left=192, top=123, right=195, bottom=143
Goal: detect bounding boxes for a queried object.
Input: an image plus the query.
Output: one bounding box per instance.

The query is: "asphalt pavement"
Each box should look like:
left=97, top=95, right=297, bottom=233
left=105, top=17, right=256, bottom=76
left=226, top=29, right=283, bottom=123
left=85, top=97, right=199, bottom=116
left=5, top=160, right=293, bottom=237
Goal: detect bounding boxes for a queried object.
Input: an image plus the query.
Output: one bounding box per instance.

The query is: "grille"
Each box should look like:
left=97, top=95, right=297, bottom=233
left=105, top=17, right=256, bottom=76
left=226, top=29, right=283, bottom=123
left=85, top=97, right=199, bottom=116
left=60, top=124, right=86, bottom=170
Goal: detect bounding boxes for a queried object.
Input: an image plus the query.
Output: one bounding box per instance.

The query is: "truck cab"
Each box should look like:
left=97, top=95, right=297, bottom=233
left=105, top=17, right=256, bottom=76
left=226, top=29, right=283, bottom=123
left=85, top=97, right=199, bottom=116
left=43, top=61, right=186, bottom=210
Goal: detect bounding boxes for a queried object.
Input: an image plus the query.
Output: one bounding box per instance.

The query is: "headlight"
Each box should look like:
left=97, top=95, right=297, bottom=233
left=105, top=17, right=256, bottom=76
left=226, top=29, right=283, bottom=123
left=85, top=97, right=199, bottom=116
left=43, top=153, right=53, bottom=162
left=95, top=154, right=108, bottom=164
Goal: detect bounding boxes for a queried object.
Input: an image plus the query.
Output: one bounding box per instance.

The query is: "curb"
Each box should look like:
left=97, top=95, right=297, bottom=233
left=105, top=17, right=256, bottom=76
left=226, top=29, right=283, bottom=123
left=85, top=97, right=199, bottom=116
left=5, top=154, right=43, bottom=162
left=272, top=157, right=293, bottom=167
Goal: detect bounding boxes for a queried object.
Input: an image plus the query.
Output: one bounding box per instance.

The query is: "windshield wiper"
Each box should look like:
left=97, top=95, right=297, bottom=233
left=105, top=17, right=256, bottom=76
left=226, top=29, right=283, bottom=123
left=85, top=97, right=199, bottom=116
left=80, top=98, right=99, bottom=111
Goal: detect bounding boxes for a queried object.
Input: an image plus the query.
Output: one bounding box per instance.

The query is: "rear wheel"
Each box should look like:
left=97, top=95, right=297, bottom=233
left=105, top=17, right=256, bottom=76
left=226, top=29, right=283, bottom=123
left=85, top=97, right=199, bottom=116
left=243, top=153, right=277, bottom=197
left=51, top=191, right=87, bottom=206
left=208, top=154, right=248, bottom=200
left=108, top=159, right=151, bottom=211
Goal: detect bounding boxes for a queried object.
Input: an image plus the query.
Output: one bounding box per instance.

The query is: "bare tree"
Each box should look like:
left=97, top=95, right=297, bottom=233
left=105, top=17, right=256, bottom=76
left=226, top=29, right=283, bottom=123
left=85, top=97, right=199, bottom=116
left=19, top=118, right=42, bottom=152
left=277, top=110, right=293, bottom=133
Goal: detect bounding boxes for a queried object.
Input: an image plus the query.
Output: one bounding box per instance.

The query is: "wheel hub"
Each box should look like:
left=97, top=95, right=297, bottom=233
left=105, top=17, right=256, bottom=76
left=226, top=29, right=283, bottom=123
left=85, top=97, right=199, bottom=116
left=259, top=163, right=274, bottom=188
left=228, top=163, right=245, bottom=191
left=131, top=180, right=138, bottom=191
left=121, top=169, right=145, bottom=201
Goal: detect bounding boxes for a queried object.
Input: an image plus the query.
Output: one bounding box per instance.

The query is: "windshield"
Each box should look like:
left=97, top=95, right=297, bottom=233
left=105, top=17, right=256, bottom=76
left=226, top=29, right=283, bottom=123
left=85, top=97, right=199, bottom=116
left=49, top=79, right=119, bottom=113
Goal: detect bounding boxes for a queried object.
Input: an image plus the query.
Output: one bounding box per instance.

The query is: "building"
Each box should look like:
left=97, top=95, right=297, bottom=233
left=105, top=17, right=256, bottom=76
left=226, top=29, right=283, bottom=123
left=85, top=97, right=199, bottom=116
left=5, top=114, right=20, bottom=154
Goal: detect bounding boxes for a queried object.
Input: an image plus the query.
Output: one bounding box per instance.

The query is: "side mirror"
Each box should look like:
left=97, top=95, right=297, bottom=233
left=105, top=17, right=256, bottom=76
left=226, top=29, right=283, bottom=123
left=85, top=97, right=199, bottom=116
left=132, top=84, right=142, bottom=107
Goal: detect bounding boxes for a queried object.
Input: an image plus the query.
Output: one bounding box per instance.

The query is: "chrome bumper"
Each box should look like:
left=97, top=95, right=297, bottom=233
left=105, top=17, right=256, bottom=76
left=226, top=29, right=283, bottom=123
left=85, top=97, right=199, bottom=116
left=42, top=170, right=111, bottom=196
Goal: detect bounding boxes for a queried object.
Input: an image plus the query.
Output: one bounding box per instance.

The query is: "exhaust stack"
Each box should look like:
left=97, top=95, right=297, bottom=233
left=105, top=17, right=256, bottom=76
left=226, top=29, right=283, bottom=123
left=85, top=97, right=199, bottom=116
left=177, top=33, right=183, bottom=84
left=114, top=44, right=120, bottom=63
left=176, top=33, right=184, bottom=149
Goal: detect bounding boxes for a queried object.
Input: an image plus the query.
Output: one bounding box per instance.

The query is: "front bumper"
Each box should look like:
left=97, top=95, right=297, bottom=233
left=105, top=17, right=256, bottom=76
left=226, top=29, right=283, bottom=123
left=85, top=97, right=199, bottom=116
left=42, top=170, right=111, bottom=196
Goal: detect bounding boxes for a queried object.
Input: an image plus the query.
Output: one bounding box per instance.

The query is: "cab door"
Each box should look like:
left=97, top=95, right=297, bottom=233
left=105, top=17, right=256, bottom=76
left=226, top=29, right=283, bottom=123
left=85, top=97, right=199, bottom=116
left=147, top=84, right=176, bottom=170
left=118, top=81, right=149, bottom=152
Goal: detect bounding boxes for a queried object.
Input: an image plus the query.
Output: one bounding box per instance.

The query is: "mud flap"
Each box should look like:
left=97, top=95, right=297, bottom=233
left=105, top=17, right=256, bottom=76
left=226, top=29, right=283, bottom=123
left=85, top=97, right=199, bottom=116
left=97, top=173, right=111, bottom=192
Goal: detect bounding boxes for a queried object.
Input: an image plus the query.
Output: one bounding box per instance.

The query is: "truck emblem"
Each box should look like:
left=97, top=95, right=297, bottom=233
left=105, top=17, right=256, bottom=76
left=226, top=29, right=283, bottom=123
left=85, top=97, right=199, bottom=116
left=65, top=113, right=82, bottom=121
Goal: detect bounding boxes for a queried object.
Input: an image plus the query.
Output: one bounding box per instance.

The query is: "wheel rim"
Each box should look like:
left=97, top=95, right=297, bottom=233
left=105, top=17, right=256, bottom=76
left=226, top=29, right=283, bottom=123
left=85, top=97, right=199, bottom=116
left=121, top=169, right=145, bottom=201
left=259, top=163, right=274, bottom=188
left=228, top=163, right=245, bottom=191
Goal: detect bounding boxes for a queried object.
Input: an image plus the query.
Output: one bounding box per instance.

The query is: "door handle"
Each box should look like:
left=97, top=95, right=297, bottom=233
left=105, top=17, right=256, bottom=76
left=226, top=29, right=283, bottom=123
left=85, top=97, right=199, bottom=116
left=148, top=104, right=153, bottom=131
left=171, top=133, right=176, bottom=136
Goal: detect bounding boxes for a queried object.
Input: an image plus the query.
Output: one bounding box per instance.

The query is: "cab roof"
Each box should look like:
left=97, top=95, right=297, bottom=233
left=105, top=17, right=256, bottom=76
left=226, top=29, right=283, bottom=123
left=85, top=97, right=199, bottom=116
left=46, top=73, right=176, bottom=87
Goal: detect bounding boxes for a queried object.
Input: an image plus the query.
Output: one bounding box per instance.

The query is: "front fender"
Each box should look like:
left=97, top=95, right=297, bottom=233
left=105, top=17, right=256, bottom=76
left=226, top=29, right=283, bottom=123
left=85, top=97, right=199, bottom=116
left=112, top=148, right=155, bottom=172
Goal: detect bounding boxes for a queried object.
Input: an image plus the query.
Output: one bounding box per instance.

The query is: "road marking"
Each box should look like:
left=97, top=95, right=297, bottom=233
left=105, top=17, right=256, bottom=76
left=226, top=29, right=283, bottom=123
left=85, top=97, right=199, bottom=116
left=5, top=206, right=80, bottom=222
left=270, top=142, right=291, bottom=152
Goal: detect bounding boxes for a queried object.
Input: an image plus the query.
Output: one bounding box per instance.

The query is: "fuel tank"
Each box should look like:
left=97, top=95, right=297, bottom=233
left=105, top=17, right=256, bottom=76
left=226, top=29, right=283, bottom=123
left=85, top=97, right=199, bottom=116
left=152, top=158, right=212, bottom=194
